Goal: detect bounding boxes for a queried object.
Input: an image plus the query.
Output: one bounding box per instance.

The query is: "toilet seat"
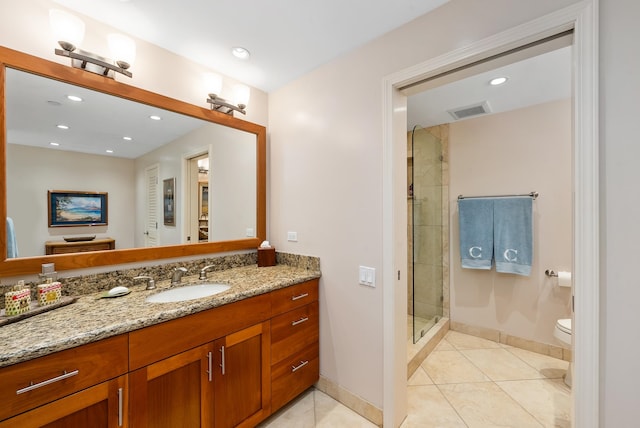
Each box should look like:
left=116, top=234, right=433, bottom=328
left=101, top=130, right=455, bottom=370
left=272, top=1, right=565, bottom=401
left=554, top=318, right=572, bottom=345
left=556, top=318, right=572, bottom=334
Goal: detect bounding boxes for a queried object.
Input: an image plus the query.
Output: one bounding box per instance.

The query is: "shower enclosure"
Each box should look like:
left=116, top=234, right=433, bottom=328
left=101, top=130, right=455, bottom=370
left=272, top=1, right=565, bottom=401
left=408, top=125, right=446, bottom=344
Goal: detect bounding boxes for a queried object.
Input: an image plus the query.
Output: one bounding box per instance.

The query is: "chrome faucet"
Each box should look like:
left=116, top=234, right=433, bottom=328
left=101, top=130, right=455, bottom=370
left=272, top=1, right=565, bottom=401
left=171, top=267, right=188, bottom=285
left=199, top=265, right=216, bottom=280
left=133, top=275, right=156, bottom=290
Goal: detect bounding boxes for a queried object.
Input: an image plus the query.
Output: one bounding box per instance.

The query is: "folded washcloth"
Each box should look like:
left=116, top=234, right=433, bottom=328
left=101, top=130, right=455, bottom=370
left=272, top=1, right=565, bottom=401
left=493, top=197, right=533, bottom=276
left=6, top=217, right=18, bottom=258
left=458, top=199, right=493, bottom=270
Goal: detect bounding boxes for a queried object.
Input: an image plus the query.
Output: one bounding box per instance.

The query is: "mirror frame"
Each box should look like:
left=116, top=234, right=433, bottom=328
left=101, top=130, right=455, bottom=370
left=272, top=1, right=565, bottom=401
left=0, top=46, right=266, bottom=277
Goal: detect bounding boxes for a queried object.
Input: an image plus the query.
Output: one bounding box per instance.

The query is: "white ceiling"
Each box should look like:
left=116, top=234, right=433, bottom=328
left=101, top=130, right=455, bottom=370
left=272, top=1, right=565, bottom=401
left=9, top=1, right=573, bottom=157
left=407, top=45, right=572, bottom=129
left=52, top=0, right=450, bottom=92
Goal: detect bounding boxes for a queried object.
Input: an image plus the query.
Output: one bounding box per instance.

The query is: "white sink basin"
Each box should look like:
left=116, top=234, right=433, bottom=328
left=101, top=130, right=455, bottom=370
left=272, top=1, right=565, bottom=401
left=146, top=283, right=230, bottom=303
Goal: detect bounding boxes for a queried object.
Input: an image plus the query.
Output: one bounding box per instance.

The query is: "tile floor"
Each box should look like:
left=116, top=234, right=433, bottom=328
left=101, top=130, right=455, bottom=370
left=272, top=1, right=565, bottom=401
left=260, top=331, right=571, bottom=427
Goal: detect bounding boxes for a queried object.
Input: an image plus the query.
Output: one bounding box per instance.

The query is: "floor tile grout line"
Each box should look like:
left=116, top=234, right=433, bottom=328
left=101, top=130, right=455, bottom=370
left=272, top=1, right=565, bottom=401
left=493, top=379, right=549, bottom=428
left=433, top=382, right=471, bottom=428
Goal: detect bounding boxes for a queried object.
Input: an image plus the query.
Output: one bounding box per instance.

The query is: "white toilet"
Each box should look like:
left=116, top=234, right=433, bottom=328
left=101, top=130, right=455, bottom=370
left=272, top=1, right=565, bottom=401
left=554, top=318, right=572, bottom=345
left=550, top=270, right=573, bottom=387
left=554, top=318, right=572, bottom=387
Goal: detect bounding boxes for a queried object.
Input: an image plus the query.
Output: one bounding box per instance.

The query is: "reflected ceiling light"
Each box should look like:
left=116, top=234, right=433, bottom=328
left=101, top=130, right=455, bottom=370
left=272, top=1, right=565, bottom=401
left=67, top=95, right=83, bottom=102
left=49, top=142, right=60, bottom=146
left=106, top=149, right=114, bottom=153
left=50, top=9, right=135, bottom=78
left=56, top=124, right=69, bottom=129
left=123, top=136, right=133, bottom=141
left=149, top=115, right=161, bottom=121
left=205, top=72, right=249, bottom=116
left=490, top=76, right=508, bottom=86
left=231, top=46, right=250, bottom=60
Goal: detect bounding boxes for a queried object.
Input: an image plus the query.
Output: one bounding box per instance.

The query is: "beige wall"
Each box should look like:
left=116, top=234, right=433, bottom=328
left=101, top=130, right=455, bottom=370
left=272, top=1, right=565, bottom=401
left=7, top=144, right=135, bottom=256
left=0, top=0, right=268, bottom=127
left=449, top=99, right=572, bottom=345
left=601, top=0, right=640, bottom=425
left=268, top=0, right=580, bottom=414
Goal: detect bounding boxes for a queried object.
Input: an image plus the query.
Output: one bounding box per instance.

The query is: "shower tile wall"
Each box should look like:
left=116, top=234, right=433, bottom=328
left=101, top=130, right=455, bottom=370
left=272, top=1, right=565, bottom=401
left=407, top=125, right=450, bottom=322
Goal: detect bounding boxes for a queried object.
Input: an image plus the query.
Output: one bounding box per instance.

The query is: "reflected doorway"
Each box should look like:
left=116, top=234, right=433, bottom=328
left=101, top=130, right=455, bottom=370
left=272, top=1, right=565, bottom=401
left=186, top=153, right=210, bottom=243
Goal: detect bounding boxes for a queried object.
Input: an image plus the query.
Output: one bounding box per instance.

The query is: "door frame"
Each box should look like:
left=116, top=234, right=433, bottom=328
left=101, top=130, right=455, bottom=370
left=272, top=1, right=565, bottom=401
left=381, top=2, right=598, bottom=427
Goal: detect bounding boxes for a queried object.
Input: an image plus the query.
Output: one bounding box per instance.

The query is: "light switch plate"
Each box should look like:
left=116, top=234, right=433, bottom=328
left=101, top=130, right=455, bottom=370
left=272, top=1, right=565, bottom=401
left=359, top=266, right=376, bottom=287
left=287, top=231, right=298, bottom=242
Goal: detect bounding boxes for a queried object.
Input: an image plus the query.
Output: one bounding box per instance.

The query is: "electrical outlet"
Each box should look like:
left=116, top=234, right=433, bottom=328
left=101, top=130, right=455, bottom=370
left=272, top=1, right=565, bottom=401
left=246, top=228, right=254, bottom=237
left=359, top=266, right=376, bottom=287
left=287, top=231, right=298, bottom=242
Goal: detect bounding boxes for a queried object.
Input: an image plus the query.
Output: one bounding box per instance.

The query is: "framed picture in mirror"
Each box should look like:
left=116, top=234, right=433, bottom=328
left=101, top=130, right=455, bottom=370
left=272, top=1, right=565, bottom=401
left=163, top=178, right=176, bottom=226
left=48, top=191, right=108, bottom=227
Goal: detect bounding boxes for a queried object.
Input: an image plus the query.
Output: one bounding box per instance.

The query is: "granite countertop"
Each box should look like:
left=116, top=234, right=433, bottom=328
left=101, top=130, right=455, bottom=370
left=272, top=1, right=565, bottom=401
left=0, top=264, right=320, bottom=368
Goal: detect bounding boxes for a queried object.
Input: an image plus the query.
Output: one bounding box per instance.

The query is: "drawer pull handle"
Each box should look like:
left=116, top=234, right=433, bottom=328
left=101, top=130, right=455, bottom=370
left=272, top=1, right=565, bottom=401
left=220, top=346, right=226, bottom=375
left=117, top=387, right=123, bottom=427
left=291, top=360, right=309, bottom=373
left=291, top=317, right=309, bottom=326
left=16, top=369, right=79, bottom=395
left=207, top=351, right=213, bottom=382
left=291, top=293, right=309, bottom=301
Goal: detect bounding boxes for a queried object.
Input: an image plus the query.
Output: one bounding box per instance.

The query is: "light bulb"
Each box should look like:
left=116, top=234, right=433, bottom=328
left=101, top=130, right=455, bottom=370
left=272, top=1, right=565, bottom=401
left=108, top=34, right=136, bottom=69
left=204, top=73, right=223, bottom=98
left=49, top=9, right=85, bottom=52
left=233, top=84, right=250, bottom=109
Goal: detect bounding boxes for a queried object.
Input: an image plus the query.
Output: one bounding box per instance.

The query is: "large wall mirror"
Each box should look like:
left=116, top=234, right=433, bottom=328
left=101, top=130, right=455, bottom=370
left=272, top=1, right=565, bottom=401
left=0, top=46, right=266, bottom=276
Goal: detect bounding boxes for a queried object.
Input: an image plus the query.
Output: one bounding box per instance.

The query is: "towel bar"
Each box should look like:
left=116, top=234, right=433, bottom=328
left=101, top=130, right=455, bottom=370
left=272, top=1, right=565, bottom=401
left=457, top=191, right=538, bottom=200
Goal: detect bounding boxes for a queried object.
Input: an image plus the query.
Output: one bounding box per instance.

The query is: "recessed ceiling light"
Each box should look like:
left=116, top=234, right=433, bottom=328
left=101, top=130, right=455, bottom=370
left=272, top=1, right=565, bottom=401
left=56, top=124, right=69, bottom=129
left=123, top=136, right=133, bottom=141
left=67, top=95, right=83, bottom=102
left=49, top=142, right=60, bottom=146
left=231, top=46, right=250, bottom=60
left=489, top=77, right=508, bottom=86
left=149, top=115, right=161, bottom=121
left=106, top=149, right=114, bottom=153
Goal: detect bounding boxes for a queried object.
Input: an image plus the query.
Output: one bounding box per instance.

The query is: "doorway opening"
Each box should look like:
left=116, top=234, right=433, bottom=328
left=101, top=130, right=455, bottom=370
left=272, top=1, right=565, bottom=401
left=186, top=153, right=210, bottom=244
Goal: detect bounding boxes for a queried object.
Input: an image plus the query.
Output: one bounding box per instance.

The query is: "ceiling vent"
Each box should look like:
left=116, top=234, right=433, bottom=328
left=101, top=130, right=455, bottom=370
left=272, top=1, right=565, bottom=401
left=448, top=101, right=491, bottom=121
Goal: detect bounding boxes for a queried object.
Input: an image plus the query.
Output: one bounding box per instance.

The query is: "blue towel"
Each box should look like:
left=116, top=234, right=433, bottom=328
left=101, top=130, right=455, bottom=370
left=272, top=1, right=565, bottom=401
left=458, top=199, right=493, bottom=270
left=6, top=217, right=18, bottom=258
left=493, top=198, right=533, bottom=276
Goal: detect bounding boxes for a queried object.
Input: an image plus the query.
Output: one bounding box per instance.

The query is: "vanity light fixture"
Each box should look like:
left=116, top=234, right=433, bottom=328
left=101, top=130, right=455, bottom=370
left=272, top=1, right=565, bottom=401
left=204, top=72, right=250, bottom=116
left=50, top=9, right=135, bottom=78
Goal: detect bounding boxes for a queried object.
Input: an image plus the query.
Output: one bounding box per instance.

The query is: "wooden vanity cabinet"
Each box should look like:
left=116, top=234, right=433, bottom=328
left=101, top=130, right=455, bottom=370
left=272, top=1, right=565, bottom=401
left=0, top=335, right=128, bottom=427
left=129, top=343, right=214, bottom=428
left=0, top=279, right=319, bottom=428
left=128, top=294, right=272, bottom=428
left=0, top=375, right=128, bottom=428
left=269, top=279, right=320, bottom=412
left=213, top=321, right=271, bottom=428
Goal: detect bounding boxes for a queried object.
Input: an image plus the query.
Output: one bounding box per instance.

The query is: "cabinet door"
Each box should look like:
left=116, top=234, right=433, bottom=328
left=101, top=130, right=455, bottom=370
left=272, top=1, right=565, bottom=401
left=129, top=343, right=214, bottom=428
left=214, top=321, right=271, bottom=428
left=0, top=375, right=127, bottom=428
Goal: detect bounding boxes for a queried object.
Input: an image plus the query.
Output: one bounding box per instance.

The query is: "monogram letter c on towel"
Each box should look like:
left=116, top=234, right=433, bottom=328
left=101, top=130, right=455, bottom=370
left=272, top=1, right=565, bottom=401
left=503, top=248, right=518, bottom=262
left=469, top=246, right=483, bottom=259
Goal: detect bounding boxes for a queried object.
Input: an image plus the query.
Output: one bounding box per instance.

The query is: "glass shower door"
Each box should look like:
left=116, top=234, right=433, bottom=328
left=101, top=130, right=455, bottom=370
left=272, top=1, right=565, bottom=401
left=411, top=125, right=444, bottom=343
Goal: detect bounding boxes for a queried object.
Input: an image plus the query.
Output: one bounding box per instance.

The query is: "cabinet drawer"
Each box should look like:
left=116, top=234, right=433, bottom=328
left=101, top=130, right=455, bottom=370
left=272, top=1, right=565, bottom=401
left=270, top=279, right=318, bottom=316
left=0, top=334, right=128, bottom=421
left=271, top=302, right=318, bottom=365
left=271, top=343, right=319, bottom=412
